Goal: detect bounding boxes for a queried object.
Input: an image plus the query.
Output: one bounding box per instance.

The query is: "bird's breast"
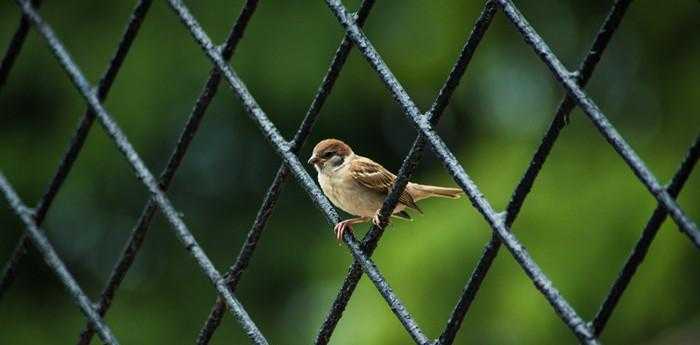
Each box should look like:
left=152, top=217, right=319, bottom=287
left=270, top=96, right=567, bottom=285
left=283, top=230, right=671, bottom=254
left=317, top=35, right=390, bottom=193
left=318, top=169, right=385, bottom=218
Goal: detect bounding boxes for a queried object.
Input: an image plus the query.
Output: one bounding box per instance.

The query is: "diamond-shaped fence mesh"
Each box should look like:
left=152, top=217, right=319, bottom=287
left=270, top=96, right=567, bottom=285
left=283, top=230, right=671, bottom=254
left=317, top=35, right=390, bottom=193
left=1, top=0, right=698, bottom=344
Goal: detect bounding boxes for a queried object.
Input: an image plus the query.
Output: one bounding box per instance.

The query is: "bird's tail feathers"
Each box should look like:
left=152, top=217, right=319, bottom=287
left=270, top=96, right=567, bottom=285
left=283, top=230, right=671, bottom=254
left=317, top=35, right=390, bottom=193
left=410, top=183, right=463, bottom=200
left=392, top=210, right=414, bottom=221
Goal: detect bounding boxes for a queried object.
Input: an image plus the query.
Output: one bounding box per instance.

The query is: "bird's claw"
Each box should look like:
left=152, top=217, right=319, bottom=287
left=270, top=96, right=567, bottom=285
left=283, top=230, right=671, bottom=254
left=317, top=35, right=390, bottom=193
left=334, top=221, right=353, bottom=242
left=372, top=213, right=381, bottom=227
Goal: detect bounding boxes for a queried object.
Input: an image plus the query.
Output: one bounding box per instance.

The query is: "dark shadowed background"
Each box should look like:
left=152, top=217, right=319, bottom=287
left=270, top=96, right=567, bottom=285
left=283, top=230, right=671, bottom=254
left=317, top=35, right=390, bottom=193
left=1, top=0, right=699, bottom=344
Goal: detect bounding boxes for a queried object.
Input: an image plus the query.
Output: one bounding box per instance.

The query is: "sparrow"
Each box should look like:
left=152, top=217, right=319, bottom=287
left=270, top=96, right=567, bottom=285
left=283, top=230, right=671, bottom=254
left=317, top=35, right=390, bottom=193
left=308, top=138, right=463, bottom=240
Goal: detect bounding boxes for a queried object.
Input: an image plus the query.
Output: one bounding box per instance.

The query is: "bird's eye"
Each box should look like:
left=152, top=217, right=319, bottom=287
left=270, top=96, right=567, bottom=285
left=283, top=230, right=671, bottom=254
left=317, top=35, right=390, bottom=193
left=323, top=151, right=334, bottom=158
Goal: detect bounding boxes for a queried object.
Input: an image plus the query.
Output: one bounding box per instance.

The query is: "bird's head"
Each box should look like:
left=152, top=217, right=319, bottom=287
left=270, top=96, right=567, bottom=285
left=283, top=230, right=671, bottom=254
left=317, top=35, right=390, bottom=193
left=308, top=138, right=353, bottom=172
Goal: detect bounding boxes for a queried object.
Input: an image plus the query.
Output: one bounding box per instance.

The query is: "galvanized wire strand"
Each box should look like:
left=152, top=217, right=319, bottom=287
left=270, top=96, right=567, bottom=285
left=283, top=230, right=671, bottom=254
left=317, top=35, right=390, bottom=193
left=0, top=0, right=153, bottom=304
left=12, top=1, right=268, bottom=343
left=0, top=173, right=119, bottom=345
left=167, top=1, right=431, bottom=343
left=74, top=2, right=258, bottom=345
left=437, top=1, right=632, bottom=343
left=195, top=1, right=377, bottom=344
left=315, top=2, right=497, bottom=344
left=495, top=0, right=700, bottom=247
left=0, top=0, right=41, bottom=92
left=323, top=0, right=598, bottom=343
left=592, top=134, right=700, bottom=336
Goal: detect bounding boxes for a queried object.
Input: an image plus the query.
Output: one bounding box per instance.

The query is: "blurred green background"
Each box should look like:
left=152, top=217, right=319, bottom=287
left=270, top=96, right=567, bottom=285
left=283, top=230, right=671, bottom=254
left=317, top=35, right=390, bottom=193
left=1, top=0, right=699, bottom=344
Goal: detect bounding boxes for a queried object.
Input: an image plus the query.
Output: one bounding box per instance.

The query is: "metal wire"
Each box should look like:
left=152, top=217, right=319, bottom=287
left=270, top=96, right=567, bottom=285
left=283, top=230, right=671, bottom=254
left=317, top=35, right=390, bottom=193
left=168, top=1, right=430, bottom=342
left=76, top=1, right=258, bottom=344
left=437, top=1, right=631, bottom=343
left=0, top=0, right=40, bottom=93
left=592, top=134, right=700, bottom=336
left=0, top=173, right=119, bottom=345
left=316, top=2, right=497, bottom=344
left=1, top=0, right=698, bottom=344
left=11, top=1, right=268, bottom=344
left=495, top=0, right=699, bottom=246
left=196, top=0, right=376, bottom=343
left=324, top=0, right=598, bottom=342
left=0, top=0, right=152, bottom=303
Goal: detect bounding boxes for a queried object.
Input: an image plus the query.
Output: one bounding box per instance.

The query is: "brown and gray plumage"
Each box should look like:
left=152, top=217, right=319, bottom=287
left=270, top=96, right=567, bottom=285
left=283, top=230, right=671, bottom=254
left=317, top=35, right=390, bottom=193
left=308, top=138, right=463, bottom=240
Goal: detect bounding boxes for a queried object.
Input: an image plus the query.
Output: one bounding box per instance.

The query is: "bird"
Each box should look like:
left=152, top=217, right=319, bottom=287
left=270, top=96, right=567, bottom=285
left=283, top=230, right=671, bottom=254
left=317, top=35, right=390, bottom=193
left=308, top=138, right=463, bottom=240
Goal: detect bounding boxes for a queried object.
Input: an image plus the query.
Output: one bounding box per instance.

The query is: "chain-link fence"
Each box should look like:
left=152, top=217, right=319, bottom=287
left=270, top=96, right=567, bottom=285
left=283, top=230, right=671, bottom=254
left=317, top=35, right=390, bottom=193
left=1, top=0, right=698, bottom=344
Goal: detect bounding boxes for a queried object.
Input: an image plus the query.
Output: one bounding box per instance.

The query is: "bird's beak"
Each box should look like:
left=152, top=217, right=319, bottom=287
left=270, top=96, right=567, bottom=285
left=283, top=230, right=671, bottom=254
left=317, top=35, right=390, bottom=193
left=308, top=155, right=320, bottom=165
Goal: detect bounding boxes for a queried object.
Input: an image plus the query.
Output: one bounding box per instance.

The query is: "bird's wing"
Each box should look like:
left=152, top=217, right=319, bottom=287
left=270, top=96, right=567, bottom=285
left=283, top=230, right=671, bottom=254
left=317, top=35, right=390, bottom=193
left=350, top=157, right=422, bottom=212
